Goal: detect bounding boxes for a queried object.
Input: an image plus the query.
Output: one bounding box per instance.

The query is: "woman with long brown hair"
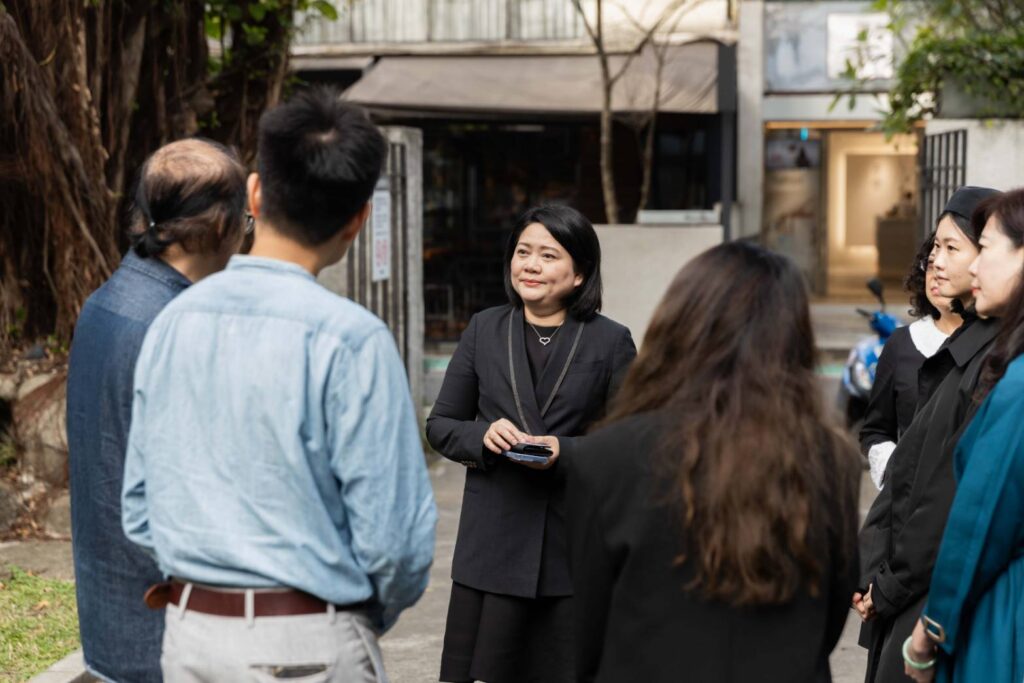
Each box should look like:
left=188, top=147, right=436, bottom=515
left=564, top=241, right=862, bottom=682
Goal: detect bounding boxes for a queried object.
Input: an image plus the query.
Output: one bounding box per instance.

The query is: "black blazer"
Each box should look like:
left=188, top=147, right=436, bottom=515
left=565, top=412, right=860, bottom=683
left=425, top=304, right=635, bottom=598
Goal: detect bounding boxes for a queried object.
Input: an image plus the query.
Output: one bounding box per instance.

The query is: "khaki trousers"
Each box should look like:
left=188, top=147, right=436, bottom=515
left=161, top=596, right=389, bottom=683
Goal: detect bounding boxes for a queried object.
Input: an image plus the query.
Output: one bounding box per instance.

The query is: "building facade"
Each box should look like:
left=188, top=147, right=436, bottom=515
left=293, top=0, right=738, bottom=340
left=737, top=0, right=920, bottom=298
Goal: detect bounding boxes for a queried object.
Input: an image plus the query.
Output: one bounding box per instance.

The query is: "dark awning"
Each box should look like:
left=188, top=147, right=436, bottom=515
left=342, top=41, right=732, bottom=116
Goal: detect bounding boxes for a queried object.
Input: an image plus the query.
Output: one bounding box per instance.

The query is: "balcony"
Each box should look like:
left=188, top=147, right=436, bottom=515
left=294, top=0, right=586, bottom=48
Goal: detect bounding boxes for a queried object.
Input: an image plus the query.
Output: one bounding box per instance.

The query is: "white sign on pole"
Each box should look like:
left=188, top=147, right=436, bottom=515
left=371, top=186, right=392, bottom=282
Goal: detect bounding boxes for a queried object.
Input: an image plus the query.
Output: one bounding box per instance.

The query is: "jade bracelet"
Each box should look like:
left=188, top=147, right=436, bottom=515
left=902, top=635, right=937, bottom=670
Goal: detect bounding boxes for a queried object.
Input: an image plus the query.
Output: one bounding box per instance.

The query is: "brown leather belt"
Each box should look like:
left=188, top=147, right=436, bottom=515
left=145, top=580, right=362, bottom=618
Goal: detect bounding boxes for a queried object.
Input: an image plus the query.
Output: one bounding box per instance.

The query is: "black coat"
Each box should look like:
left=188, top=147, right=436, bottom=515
left=858, top=316, right=999, bottom=682
left=426, top=304, right=635, bottom=598
left=859, top=325, right=927, bottom=455
left=565, top=412, right=860, bottom=683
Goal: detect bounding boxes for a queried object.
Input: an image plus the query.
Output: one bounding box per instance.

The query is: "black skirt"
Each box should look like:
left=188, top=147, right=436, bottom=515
left=439, top=582, right=574, bottom=683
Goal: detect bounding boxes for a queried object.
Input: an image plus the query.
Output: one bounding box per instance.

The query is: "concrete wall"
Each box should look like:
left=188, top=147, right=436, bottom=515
left=736, top=0, right=765, bottom=239
left=762, top=93, right=890, bottom=121
left=596, top=224, right=723, bottom=347
left=926, top=119, right=1024, bottom=191
left=763, top=1, right=889, bottom=92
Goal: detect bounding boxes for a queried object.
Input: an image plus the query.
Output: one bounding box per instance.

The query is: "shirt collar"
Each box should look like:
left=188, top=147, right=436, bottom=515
left=120, top=249, right=192, bottom=292
left=946, top=316, right=1000, bottom=367
left=227, top=255, right=316, bottom=281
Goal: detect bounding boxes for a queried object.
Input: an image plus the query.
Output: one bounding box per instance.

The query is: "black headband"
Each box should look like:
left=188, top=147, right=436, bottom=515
left=942, top=186, right=1001, bottom=223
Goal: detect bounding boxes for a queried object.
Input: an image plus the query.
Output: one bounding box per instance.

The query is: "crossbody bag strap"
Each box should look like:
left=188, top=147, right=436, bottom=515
left=508, top=311, right=534, bottom=435
left=540, top=321, right=585, bottom=418
left=509, top=311, right=587, bottom=432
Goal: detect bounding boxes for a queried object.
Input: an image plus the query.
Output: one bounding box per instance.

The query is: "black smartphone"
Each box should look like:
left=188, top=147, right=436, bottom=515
left=502, top=442, right=553, bottom=464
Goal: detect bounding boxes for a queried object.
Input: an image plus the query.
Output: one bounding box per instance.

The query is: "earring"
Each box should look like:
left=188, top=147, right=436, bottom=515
left=245, top=213, right=255, bottom=235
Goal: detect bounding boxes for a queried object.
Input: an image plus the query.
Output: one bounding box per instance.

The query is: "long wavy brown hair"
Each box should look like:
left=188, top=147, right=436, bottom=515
left=603, top=241, right=860, bottom=606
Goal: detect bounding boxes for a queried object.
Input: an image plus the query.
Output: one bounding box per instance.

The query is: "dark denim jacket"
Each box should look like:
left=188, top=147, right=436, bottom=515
left=67, top=250, right=190, bottom=682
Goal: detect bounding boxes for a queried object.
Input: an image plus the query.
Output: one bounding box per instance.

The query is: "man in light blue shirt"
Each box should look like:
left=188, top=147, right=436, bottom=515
left=123, top=89, right=436, bottom=682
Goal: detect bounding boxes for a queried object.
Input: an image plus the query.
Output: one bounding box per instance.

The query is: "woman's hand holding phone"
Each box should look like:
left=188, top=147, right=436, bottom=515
left=484, top=418, right=530, bottom=454
left=483, top=420, right=560, bottom=470
left=515, top=435, right=560, bottom=470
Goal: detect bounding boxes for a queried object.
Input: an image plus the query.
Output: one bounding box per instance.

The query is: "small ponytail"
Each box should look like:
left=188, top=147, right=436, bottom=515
left=130, top=175, right=173, bottom=257
left=125, top=138, right=247, bottom=259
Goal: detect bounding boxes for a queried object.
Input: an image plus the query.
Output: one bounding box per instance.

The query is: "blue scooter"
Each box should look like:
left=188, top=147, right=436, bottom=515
left=839, top=278, right=900, bottom=428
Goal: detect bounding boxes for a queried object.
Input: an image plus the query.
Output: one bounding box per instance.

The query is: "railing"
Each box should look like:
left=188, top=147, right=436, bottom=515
left=919, top=129, right=967, bottom=240
left=295, top=0, right=585, bottom=45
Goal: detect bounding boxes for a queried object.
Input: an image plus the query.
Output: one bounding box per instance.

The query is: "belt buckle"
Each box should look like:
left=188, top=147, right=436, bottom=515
left=922, top=615, right=946, bottom=644
left=144, top=581, right=174, bottom=610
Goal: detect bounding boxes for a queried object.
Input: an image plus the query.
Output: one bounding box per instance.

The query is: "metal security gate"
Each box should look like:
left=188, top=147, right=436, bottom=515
left=919, top=129, right=967, bottom=238
left=318, top=127, right=425, bottom=408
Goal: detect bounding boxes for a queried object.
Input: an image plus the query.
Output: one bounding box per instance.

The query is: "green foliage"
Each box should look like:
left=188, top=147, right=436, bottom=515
left=200, top=1, right=342, bottom=93
left=0, top=567, right=79, bottom=680
left=5, top=307, right=26, bottom=342
left=835, top=0, right=1024, bottom=135
left=880, top=30, right=1024, bottom=135
left=44, top=334, right=68, bottom=357
left=203, top=0, right=340, bottom=46
left=0, top=430, right=16, bottom=468
left=311, top=0, right=338, bottom=20
left=198, top=1, right=343, bottom=143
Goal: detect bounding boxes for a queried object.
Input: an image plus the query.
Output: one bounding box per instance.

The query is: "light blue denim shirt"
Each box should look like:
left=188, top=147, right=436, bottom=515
left=122, top=255, right=436, bottom=631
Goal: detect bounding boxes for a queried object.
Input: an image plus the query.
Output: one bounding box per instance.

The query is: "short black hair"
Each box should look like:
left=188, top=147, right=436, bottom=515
left=503, top=204, right=603, bottom=320
left=257, top=88, right=386, bottom=246
left=129, top=138, right=247, bottom=258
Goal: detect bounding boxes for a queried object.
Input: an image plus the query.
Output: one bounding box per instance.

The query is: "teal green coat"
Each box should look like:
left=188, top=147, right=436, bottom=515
left=923, top=355, right=1024, bottom=683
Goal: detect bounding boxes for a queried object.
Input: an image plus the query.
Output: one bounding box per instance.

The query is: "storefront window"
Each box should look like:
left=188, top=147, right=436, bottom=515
left=416, top=117, right=719, bottom=341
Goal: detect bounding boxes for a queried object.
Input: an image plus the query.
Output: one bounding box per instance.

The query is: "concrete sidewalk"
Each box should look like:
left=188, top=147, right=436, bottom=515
left=380, top=462, right=873, bottom=683
left=378, top=461, right=461, bottom=681
left=5, top=463, right=873, bottom=682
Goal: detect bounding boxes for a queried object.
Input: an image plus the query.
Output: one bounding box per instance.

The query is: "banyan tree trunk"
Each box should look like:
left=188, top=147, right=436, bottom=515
left=1, top=1, right=299, bottom=356
left=0, top=4, right=121, bottom=348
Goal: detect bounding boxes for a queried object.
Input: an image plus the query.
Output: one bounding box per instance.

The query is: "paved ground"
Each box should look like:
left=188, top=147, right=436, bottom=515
left=380, top=461, right=876, bottom=683
left=378, top=461, right=460, bottom=682
left=2, top=463, right=877, bottom=682
left=0, top=538, right=74, bottom=581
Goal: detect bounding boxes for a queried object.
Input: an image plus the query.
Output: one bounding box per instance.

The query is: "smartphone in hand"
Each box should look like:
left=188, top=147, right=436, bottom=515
left=502, top=442, right=553, bottom=464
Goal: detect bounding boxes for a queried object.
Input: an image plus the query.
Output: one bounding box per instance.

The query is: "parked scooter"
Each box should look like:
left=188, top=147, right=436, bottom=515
left=839, top=278, right=900, bottom=428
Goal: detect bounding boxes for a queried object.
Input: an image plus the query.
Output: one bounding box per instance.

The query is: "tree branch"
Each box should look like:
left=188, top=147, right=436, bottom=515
left=609, top=0, right=691, bottom=86
left=571, top=0, right=601, bottom=51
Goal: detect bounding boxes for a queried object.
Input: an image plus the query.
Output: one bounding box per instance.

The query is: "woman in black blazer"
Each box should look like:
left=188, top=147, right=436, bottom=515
left=565, top=242, right=862, bottom=683
left=427, top=205, right=635, bottom=683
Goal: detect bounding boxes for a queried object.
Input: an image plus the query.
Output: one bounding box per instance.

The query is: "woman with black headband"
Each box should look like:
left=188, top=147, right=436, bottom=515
left=859, top=199, right=985, bottom=490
